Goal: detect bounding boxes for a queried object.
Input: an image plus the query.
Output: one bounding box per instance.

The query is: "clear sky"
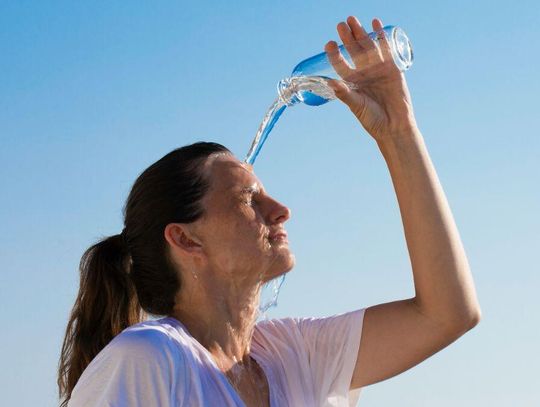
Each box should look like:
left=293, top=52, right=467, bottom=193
left=1, top=1, right=538, bottom=406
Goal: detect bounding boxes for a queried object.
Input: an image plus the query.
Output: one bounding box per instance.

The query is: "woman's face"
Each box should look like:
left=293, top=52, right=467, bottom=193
left=190, top=153, right=295, bottom=284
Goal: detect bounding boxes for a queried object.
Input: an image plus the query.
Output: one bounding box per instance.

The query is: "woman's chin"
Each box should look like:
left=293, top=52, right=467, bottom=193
left=262, top=254, right=295, bottom=283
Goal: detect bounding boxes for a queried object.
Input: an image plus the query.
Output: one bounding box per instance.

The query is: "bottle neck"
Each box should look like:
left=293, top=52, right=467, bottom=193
left=277, top=77, right=301, bottom=106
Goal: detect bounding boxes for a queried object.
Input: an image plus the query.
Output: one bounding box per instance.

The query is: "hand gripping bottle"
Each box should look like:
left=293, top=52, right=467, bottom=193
left=277, top=25, right=413, bottom=106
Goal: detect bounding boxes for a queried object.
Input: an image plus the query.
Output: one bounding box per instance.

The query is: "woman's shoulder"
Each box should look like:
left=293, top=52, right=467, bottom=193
left=70, top=317, right=192, bottom=406
left=253, top=309, right=366, bottom=344
left=102, top=316, right=189, bottom=362
left=253, top=315, right=305, bottom=346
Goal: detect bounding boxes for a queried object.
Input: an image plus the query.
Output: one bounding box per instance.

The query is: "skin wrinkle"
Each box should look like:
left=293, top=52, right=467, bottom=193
left=164, top=152, right=294, bottom=406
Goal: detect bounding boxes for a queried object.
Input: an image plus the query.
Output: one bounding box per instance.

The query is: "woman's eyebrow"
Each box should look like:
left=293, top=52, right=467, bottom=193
left=240, top=183, right=262, bottom=194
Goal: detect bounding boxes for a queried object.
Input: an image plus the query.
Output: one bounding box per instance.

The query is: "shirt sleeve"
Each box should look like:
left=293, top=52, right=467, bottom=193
left=68, top=325, right=189, bottom=407
left=295, top=308, right=367, bottom=407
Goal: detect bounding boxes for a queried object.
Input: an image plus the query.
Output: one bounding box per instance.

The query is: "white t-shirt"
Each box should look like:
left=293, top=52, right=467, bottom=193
left=68, top=308, right=366, bottom=407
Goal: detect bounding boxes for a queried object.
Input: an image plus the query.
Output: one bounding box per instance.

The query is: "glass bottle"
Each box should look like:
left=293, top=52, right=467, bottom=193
left=277, top=25, right=413, bottom=106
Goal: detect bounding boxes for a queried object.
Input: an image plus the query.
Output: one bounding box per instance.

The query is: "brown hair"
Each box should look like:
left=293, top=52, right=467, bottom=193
left=57, top=141, right=231, bottom=406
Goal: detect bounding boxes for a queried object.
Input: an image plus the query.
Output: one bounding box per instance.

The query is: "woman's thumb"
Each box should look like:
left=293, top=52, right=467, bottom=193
left=328, top=79, right=367, bottom=118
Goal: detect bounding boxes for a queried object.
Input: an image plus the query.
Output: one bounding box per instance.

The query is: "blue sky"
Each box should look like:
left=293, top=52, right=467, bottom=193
left=1, top=1, right=538, bottom=406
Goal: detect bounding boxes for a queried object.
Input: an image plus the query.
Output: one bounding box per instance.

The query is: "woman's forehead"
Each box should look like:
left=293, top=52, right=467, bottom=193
left=206, top=154, right=260, bottom=191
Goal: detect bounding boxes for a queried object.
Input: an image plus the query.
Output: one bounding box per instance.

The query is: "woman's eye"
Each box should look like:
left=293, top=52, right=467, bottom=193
left=241, top=194, right=252, bottom=205
left=242, top=193, right=257, bottom=206
left=241, top=190, right=262, bottom=207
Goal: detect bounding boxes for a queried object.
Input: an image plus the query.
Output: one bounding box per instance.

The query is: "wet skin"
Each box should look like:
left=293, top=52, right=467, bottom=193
left=164, top=152, right=294, bottom=406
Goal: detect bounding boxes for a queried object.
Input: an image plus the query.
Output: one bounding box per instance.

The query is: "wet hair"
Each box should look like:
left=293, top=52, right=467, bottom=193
left=57, top=141, right=232, bottom=406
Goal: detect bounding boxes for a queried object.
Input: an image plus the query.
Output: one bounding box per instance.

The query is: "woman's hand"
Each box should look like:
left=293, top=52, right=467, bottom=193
left=325, top=16, right=419, bottom=142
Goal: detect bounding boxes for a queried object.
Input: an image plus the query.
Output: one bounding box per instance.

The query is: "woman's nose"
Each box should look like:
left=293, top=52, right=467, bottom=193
left=269, top=198, right=291, bottom=224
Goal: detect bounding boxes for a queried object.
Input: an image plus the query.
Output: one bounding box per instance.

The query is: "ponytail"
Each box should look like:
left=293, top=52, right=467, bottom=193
left=57, top=232, right=143, bottom=407
left=57, top=141, right=232, bottom=406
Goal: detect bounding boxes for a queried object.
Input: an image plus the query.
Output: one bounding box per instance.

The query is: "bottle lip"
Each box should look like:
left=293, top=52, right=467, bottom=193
left=277, top=78, right=300, bottom=106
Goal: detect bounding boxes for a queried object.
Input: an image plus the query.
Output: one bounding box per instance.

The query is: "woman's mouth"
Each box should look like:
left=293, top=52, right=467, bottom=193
left=268, top=232, right=288, bottom=243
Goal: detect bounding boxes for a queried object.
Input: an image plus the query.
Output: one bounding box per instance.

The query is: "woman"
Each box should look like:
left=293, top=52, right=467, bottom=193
left=58, top=16, right=481, bottom=407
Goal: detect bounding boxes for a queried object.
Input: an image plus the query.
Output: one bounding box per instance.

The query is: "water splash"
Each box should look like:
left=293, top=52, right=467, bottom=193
left=277, top=75, right=342, bottom=105
left=244, top=75, right=357, bottom=165
left=257, top=274, right=286, bottom=319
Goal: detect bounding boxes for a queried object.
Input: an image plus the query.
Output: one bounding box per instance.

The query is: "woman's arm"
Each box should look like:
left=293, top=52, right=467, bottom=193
left=325, top=16, right=481, bottom=389
left=376, top=128, right=481, bottom=328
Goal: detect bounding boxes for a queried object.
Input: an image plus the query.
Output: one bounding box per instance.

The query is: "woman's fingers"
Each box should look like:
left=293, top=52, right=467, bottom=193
left=372, top=18, right=393, bottom=64
left=336, top=16, right=388, bottom=73
left=326, top=16, right=395, bottom=84
left=337, top=21, right=363, bottom=65
left=337, top=20, right=370, bottom=70
left=347, top=16, right=370, bottom=46
left=372, top=18, right=384, bottom=32
left=324, top=41, right=355, bottom=80
left=377, top=30, right=393, bottom=64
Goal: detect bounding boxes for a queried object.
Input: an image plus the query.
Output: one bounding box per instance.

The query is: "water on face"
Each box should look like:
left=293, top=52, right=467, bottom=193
left=245, top=75, right=354, bottom=317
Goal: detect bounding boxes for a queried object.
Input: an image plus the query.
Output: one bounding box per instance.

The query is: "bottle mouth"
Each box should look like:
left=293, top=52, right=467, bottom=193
left=277, top=78, right=300, bottom=106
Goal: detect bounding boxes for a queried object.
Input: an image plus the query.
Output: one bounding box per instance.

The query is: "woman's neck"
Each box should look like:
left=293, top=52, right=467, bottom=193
left=171, top=275, right=262, bottom=371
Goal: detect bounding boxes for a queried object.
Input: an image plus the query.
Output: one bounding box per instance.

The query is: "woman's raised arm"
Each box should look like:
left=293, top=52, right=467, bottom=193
left=325, top=16, right=482, bottom=389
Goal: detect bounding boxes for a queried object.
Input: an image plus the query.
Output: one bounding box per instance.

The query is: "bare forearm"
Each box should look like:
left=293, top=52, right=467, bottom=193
left=377, top=129, right=481, bottom=330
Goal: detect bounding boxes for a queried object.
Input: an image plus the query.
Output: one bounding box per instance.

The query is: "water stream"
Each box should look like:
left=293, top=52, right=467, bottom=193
left=246, top=75, right=354, bottom=317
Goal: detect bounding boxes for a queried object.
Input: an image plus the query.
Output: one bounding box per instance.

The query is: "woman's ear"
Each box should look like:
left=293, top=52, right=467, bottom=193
left=164, top=223, right=204, bottom=256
